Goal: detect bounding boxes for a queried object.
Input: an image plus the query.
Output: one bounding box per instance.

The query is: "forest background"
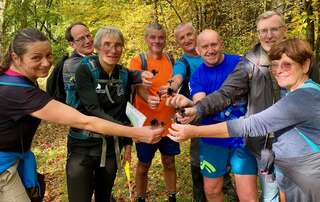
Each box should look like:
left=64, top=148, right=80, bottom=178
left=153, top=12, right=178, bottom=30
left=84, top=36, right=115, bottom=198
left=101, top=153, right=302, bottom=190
left=0, top=0, right=319, bottom=201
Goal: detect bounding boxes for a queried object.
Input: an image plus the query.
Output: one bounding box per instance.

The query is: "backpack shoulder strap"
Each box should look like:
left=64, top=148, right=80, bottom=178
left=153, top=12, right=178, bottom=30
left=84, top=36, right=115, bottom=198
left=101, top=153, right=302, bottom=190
left=0, top=74, right=34, bottom=88
left=83, top=55, right=101, bottom=81
left=118, top=66, right=129, bottom=91
left=165, top=52, right=175, bottom=67
left=180, top=56, right=191, bottom=81
left=139, top=53, right=148, bottom=70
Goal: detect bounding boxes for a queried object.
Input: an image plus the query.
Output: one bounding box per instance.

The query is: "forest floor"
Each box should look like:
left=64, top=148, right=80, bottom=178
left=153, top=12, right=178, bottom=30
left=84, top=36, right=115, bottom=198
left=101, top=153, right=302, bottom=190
left=33, top=122, right=239, bottom=202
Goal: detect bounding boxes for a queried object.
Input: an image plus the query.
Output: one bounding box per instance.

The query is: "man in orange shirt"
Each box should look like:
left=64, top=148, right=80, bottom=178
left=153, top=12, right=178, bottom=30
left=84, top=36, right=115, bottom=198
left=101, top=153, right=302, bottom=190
left=130, top=23, right=179, bottom=202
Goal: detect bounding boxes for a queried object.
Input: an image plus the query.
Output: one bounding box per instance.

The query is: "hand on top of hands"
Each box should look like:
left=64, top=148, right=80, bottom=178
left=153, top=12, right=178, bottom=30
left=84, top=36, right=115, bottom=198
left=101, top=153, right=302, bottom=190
left=168, top=123, right=196, bottom=142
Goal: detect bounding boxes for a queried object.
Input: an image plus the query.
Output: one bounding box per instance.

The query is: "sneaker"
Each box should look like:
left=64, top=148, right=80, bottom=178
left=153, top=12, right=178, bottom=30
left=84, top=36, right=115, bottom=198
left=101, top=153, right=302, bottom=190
left=136, top=196, right=146, bottom=202
left=168, top=193, right=176, bottom=202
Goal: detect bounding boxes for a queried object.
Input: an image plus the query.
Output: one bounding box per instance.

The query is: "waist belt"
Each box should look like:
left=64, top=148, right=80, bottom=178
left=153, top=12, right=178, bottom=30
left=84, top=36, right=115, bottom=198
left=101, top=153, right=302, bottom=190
left=69, top=129, right=121, bottom=169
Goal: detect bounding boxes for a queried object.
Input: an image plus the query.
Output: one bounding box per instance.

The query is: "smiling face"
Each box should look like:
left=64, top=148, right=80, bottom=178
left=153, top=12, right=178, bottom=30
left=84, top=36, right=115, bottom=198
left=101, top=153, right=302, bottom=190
left=257, top=15, right=287, bottom=52
left=97, top=35, right=123, bottom=68
left=271, top=53, right=310, bottom=91
left=196, top=30, right=224, bottom=67
left=145, top=28, right=166, bottom=55
left=175, top=24, right=197, bottom=54
left=70, top=24, right=94, bottom=56
left=12, top=41, right=53, bottom=81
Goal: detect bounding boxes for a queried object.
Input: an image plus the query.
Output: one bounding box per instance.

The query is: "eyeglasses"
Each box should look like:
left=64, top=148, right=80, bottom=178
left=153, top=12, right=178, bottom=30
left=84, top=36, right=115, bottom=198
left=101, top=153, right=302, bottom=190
left=101, top=42, right=123, bottom=51
left=74, top=33, right=93, bottom=43
left=271, top=61, right=293, bottom=73
left=257, top=26, right=283, bottom=36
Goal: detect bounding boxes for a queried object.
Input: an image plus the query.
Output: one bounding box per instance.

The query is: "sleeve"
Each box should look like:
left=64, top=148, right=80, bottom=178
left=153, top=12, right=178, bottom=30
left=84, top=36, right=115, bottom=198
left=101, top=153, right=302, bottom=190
left=195, top=61, right=250, bottom=119
left=0, top=87, right=52, bottom=121
left=173, top=60, right=187, bottom=79
left=75, top=64, right=121, bottom=124
left=189, top=69, right=205, bottom=97
left=227, top=90, right=310, bottom=137
left=129, top=56, right=142, bottom=71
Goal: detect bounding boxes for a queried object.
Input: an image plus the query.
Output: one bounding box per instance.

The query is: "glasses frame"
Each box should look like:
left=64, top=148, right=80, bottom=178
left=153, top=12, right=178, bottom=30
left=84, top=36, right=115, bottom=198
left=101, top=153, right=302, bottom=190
left=73, top=33, right=93, bottom=44
left=257, top=26, right=284, bottom=36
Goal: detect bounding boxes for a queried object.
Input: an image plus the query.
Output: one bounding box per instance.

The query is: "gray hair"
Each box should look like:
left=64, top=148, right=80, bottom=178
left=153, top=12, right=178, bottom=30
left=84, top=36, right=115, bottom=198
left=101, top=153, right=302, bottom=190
left=144, top=23, right=166, bottom=38
left=94, top=26, right=124, bottom=50
left=256, top=10, right=286, bottom=27
left=174, top=22, right=195, bottom=37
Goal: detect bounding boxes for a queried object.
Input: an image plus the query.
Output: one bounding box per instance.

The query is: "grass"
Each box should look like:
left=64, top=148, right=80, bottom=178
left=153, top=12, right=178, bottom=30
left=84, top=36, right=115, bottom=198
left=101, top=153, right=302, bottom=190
left=33, top=121, right=243, bottom=201
left=33, top=122, right=195, bottom=201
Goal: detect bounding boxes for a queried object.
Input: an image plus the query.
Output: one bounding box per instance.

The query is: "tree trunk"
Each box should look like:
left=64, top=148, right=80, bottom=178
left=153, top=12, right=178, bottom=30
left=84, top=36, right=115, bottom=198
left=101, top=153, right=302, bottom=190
left=313, top=0, right=320, bottom=82
left=0, top=0, right=6, bottom=61
left=265, top=0, right=272, bottom=11
left=305, top=0, right=314, bottom=49
left=153, top=0, right=158, bottom=23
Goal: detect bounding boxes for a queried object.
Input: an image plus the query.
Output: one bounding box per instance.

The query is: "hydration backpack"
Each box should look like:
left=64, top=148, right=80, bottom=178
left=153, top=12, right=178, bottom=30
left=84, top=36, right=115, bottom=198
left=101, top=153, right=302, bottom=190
left=177, top=56, right=191, bottom=98
left=0, top=74, right=46, bottom=202
left=46, top=54, right=69, bottom=103
left=64, top=55, right=129, bottom=109
left=139, top=52, right=175, bottom=71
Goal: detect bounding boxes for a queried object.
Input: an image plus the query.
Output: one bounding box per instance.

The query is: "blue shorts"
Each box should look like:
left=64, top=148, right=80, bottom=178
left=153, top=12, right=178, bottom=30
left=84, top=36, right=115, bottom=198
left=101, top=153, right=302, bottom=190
left=199, top=140, right=257, bottom=178
left=136, top=137, right=180, bottom=163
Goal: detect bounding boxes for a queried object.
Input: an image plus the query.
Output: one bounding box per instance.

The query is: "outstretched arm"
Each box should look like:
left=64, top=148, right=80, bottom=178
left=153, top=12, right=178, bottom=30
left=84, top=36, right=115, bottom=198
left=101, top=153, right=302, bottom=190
left=195, top=61, right=249, bottom=119
left=168, top=122, right=229, bottom=142
left=31, top=100, right=162, bottom=144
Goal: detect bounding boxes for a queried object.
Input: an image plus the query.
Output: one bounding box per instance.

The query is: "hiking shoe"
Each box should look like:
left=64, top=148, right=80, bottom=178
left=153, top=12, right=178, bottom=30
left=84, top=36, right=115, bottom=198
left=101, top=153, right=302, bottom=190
left=136, top=196, right=146, bottom=202
left=168, top=193, right=176, bottom=202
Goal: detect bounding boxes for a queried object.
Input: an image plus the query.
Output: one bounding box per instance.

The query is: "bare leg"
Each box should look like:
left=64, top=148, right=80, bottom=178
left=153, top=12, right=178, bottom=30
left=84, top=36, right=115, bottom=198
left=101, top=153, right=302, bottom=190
left=135, top=161, right=152, bottom=198
left=234, top=174, right=258, bottom=202
left=203, top=176, right=224, bottom=202
left=161, top=155, right=177, bottom=193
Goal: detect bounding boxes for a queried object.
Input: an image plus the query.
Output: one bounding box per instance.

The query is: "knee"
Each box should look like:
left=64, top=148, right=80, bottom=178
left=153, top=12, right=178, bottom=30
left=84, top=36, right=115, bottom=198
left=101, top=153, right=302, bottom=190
left=137, top=161, right=151, bottom=175
left=161, top=156, right=175, bottom=170
left=204, top=180, right=222, bottom=196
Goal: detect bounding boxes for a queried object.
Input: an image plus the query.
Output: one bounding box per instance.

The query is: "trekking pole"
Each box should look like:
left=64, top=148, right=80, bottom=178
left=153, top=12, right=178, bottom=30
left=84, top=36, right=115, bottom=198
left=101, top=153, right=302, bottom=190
left=124, top=161, right=134, bottom=201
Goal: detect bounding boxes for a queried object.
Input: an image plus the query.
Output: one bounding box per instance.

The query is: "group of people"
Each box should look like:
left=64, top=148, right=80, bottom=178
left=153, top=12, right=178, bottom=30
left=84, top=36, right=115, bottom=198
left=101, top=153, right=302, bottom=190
left=0, top=9, right=319, bottom=202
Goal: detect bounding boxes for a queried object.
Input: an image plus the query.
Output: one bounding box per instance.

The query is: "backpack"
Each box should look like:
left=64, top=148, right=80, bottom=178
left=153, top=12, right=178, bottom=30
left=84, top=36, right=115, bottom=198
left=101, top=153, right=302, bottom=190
left=177, top=56, right=191, bottom=98
left=0, top=74, right=46, bottom=202
left=139, top=52, right=175, bottom=71
left=65, top=55, right=129, bottom=109
left=66, top=55, right=128, bottom=169
left=0, top=74, right=35, bottom=88
left=46, top=54, right=69, bottom=103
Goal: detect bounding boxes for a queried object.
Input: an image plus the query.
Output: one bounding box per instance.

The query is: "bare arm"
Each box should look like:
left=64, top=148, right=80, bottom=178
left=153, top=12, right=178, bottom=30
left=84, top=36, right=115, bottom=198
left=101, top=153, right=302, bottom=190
left=192, top=92, right=206, bottom=103
left=168, top=122, right=230, bottom=142
left=170, top=75, right=183, bottom=92
left=31, top=100, right=162, bottom=143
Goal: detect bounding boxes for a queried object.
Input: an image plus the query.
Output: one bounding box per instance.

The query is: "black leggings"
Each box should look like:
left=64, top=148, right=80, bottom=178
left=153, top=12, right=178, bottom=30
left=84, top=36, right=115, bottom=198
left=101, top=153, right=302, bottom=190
left=66, top=151, right=117, bottom=202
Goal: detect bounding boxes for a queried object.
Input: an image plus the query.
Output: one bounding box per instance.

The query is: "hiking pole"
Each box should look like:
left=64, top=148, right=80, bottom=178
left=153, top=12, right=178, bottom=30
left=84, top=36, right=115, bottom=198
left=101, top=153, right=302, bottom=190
left=124, top=161, right=134, bottom=202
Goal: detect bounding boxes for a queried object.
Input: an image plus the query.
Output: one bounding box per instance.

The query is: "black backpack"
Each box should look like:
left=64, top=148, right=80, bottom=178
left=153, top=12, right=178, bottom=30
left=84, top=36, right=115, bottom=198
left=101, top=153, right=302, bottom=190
left=177, top=56, right=191, bottom=98
left=46, top=54, right=69, bottom=103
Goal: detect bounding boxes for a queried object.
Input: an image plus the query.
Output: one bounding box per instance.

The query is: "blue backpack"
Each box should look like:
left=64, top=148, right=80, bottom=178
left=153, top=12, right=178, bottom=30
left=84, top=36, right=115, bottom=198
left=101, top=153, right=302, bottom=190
left=0, top=73, right=45, bottom=201
left=0, top=74, right=34, bottom=88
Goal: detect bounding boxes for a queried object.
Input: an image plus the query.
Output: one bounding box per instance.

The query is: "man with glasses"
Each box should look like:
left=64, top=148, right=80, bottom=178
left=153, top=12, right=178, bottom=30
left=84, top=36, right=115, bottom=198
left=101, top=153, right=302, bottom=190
left=167, top=11, right=287, bottom=202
